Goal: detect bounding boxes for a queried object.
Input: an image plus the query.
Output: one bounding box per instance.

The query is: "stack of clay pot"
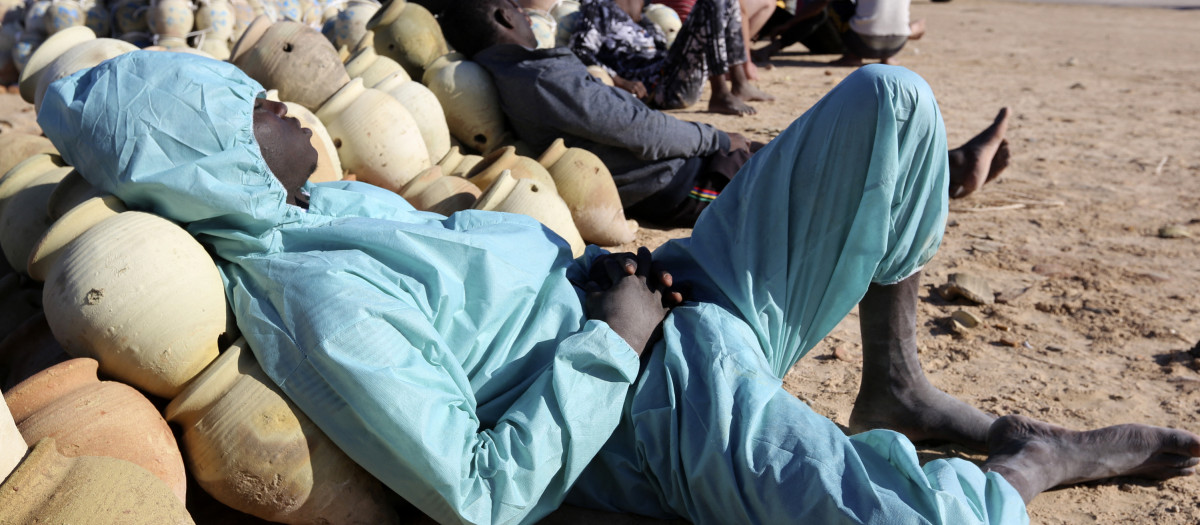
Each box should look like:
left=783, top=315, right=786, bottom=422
left=0, top=394, right=193, bottom=524
left=0, top=141, right=403, bottom=522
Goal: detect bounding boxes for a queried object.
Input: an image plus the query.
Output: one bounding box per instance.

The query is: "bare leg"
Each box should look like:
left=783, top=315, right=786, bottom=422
left=739, top=0, right=775, bottom=80
left=985, top=415, right=1200, bottom=503
left=848, top=272, right=996, bottom=451
left=729, top=60, right=773, bottom=102
left=708, top=73, right=757, bottom=116
left=947, top=108, right=1010, bottom=199
left=909, top=19, right=926, bottom=40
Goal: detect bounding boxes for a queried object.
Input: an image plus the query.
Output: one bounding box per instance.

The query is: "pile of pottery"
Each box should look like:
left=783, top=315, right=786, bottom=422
left=0, top=134, right=403, bottom=522
left=226, top=8, right=639, bottom=254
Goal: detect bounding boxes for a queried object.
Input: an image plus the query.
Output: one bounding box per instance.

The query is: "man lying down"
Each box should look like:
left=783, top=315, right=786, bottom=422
left=38, top=51, right=1200, bottom=525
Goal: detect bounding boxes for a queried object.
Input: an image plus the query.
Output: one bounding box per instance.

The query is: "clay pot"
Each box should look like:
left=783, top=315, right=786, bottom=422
left=343, top=43, right=405, bottom=87
left=32, top=37, right=137, bottom=110
left=0, top=394, right=24, bottom=482
left=42, top=211, right=226, bottom=399
left=165, top=339, right=400, bottom=524
left=465, top=145, right=556, bottom=192
left=399, top=166, right=480, bottom=215
left=27, top=194, right=127, bottom=282
left=148, top=0, right=196, bottom=39
left=315, top=77, right=430, bottom=192
left=112, top=0, right=151, bottom=34
left=4, top=357, right=188, bottom=501
left=537, top=138, right=636, bottom=245
left=447, top=152, right=482, bottom=179
left=374, top=70, right=450, bottom=163
left=45, top=165, right=101, bottom=221
left=83, top=1, right=110, bottom=36
left=0, top=133, right=57, bottom=178
left=23, top=0, right=53, bottom=34
left=436, top=145, right=462, bottom=173
left=44, top=0, right=86, bottom=34
left=422, top=53, right=512, bottom=154
left=367, top=0, right=447, bottom=80
left=0, top=153, right=68, bottom=211
left=643, top=3, right=681, bottom=47
left=230, top=16, right=350, bottom=111
left=474, top=170, right=585, bottom=256
left=327, top=0, right=379, bottom=51
left=0, top=313, right=71, bottom=391
left=0, top=437, right=193, bottom=524
left=12, top=31, right=46, bottom=74
left=282, top=101, right=343, bottom=184
left=194, top=0, right=234, bottom=59
left=18, top=25, right=95, bottom=104
left=0, top=166, right=72, bottom=274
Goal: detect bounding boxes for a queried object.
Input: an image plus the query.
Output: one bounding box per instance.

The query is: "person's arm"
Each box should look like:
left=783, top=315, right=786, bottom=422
left=531, top=62, right=728, bottom=161
left=276, top=304, right=640, bottom=525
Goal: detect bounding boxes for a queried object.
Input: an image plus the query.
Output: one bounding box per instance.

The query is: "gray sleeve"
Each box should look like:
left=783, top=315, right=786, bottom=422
left=531, top=66, right=727, bottom=161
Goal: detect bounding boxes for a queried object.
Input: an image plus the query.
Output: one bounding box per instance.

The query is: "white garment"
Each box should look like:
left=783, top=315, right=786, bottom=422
left=850, top=0, right=911, bottom=37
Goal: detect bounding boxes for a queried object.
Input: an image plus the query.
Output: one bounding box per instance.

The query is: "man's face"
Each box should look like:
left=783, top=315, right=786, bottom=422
left=253, top=98, right=318, bottom=204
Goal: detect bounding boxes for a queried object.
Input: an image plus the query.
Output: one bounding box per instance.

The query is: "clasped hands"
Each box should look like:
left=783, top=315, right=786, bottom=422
left=583, top=247, right=687, bottom=357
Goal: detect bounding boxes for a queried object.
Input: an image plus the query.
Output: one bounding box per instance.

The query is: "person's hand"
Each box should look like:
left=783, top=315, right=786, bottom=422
left=586, top=247, right=686, bottom=307
left=613, top=75, right=648, bottom=100
left=726, top=132, right=751, bottom=153
left=584, top=247, right=683, bottom=355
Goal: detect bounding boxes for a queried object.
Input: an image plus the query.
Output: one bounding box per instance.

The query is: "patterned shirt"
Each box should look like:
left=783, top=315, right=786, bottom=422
left=569, top=0, right=669, bottom=84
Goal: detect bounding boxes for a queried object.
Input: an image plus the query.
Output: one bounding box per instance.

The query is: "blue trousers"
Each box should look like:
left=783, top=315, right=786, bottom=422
left=567, top=65, right=1029, bottom=525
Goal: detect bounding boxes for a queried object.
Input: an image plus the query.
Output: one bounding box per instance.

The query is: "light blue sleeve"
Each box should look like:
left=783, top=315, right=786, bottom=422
left=273, top=308, right=641, bottom=525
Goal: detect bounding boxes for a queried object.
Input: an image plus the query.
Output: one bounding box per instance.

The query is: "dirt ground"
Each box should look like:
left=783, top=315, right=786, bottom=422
left=612, top=0, right=1200, bottom=522
left=3, top=1, right=1198, bottom=522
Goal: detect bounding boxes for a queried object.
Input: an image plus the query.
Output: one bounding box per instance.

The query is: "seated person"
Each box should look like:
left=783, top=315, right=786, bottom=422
left=570, top=0, right=772, bottom=116
left=40, top=50, right=1200, bottom=525
left=828, top=0, right=924, bottom=66
left=752, top=0, right=924, bottom=66
left=445, top=0, right=1006, bottom=228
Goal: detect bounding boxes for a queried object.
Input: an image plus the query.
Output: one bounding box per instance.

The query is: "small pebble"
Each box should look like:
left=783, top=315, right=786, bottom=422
left=1070, top=82, right=1086, bottom=90
left=833, top=345, right=861, bottom=362
left=1159, top=225, right=1191, bottom=238
left=951, top=310, right=980, bottom=328
left=937, top=273, right=994, bottom=305
left=1065, top=56, right=1078, bottom=66
left=999, top=337, right=1021, bottom=347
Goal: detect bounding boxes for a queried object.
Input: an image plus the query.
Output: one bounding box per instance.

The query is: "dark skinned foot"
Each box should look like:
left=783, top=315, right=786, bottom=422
left=948, top=107, right=1010, bottom=199
left=732, top=82, right=774, bottom=102
left=708, top=93, right=756, bottom=116
left=984, top=415, right=1200, bottom=503
left=849, top=376, right=996, bottom=452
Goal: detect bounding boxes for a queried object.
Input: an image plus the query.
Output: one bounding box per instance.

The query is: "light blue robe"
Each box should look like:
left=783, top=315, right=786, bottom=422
left=38, top=51, right=1027, bottom=525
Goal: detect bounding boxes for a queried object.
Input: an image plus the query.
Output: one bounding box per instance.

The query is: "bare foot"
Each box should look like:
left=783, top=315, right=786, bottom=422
left=851, top=275, right=995, bottom=452
left=830, top=53, right=864, bottom=67
left=909, top=19, right=926, bottom=40
left=732, top=82, right=774, bottom=102
left=984, top=415, right=1200, bottom=503
left=947, top=107, right=1010, bottom=199
left=708, top=93, right=756, bottom=116
left=849, top=375, right=996, bottom=451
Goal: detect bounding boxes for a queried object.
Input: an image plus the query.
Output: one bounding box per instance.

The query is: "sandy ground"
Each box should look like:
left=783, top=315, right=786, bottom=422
left=610, top=0, right=1200, bottom=522
left=2, top=1, right=1197, bottom=522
